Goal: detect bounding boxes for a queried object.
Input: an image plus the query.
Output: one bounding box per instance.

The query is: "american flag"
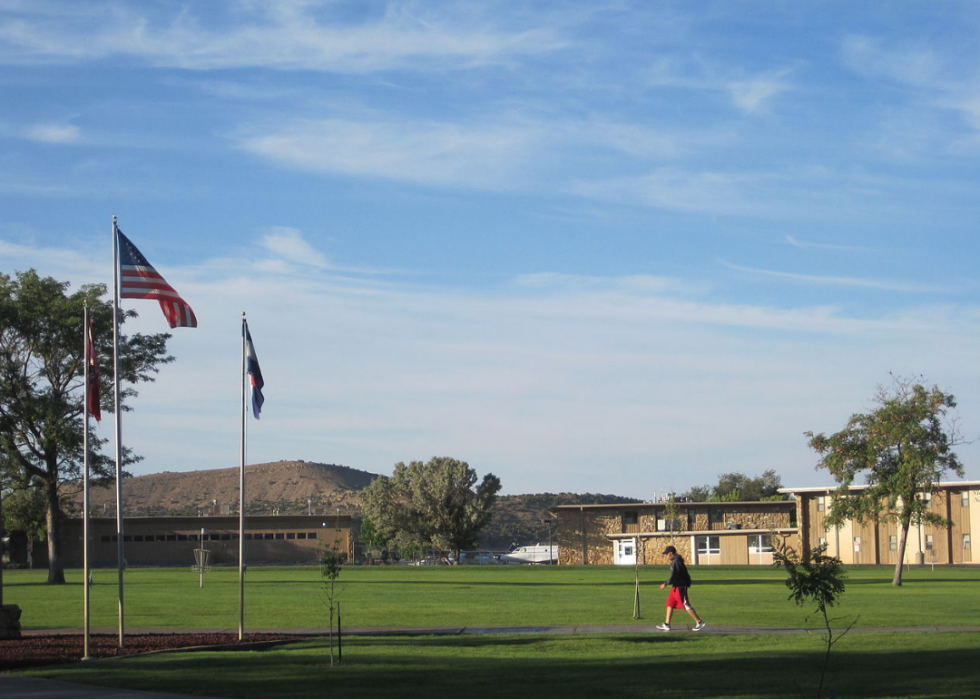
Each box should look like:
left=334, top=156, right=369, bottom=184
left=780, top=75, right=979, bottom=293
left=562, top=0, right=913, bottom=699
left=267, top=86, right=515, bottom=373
left=86, top=317, right=101, bottom=422
left=116, top=227, right=198, bottom=328
left=244, top=322, right=265, bottom=419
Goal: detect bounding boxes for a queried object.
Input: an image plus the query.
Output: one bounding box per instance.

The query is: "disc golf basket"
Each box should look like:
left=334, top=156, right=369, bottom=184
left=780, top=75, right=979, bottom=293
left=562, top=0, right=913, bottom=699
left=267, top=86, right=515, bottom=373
left=192, top=547, right=212, bottom=588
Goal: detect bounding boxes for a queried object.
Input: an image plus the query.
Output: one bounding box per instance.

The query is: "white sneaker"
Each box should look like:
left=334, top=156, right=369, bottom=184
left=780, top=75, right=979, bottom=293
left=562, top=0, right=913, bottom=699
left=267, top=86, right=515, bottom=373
left=656, top=623, right=671, bottom=632
left=692, top=621, right=706, bottom=631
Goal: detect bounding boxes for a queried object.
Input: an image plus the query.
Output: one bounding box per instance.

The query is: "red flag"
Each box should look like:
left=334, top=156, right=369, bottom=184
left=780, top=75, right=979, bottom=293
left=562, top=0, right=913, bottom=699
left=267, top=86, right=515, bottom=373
left=86, top=317, right=101, bottom=422
left=116, top=227, right=198, bottom=328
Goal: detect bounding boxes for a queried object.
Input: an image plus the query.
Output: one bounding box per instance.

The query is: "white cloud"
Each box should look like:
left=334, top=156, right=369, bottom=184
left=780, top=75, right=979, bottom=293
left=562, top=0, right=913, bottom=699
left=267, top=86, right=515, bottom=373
left=262, top=227, right=329, bottom=268
left=6, top=233, right=980, bottom=494
left=238, top=117, right=544, bottom=190
left=0, top=0, right=566, bottom=72
left=722, top=261, right=960, bottom=294
left=646, top=57, right=794, bottom=114
left=22, top=122, right=81, bottom=143
left=725, top=69, right=793, bottom=114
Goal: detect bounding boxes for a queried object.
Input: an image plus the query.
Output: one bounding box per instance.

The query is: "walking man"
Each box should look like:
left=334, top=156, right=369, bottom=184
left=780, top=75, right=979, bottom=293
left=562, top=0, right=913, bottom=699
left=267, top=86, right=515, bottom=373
left=657, top=545, right=706, bottom=631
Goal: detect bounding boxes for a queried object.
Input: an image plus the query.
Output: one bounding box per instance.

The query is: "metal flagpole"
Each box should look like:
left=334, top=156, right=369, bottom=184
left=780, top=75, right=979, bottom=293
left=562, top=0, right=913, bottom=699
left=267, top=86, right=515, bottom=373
left=111, top=215, right=126, bottom=647
left=82, top=304, right=92, bottom=661
left=238, top=312, right=247, bottom=640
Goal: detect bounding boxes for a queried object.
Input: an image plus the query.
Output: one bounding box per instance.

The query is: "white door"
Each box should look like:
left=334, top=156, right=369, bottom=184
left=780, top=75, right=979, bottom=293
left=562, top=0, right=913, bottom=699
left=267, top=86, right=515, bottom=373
left=615, top=538, right=637, bottom=565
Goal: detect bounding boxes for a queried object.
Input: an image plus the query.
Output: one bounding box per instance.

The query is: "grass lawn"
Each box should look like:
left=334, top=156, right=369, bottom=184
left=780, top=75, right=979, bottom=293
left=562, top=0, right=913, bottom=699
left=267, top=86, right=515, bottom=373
left=19, top=632, right=980, bottom=699
left=4, top=563, right=979, bottom=630
left=7, top=564, right=980, bottom=699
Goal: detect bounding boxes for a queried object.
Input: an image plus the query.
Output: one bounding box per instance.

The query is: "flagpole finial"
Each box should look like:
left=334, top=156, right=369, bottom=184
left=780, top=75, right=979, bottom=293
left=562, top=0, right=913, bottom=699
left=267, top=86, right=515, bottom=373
left=242, top=311, right=246, bottom=320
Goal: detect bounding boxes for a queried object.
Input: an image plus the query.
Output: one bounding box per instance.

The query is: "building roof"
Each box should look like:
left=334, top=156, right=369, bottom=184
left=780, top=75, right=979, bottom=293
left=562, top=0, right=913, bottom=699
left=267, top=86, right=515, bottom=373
left=778, top=480, right=980, bottom=495
left=550, top=500, right=793, bottom=512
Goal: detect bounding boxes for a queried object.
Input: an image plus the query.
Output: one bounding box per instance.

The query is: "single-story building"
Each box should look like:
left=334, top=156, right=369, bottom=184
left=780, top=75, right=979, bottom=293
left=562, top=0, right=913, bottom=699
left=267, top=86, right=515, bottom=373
left=21, top=514, right=353, bottom=568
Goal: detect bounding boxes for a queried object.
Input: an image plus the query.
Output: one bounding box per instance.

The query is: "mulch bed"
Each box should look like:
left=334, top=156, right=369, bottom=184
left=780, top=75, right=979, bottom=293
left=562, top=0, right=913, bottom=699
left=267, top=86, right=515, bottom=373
left=0, top=633, right=307, bottom=672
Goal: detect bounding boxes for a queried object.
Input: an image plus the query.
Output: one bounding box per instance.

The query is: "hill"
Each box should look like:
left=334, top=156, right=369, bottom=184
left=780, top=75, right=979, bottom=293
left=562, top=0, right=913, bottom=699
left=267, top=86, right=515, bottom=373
left=80, top=460, right=375, bottom=517
left=75, top=460, right=642, bottom=549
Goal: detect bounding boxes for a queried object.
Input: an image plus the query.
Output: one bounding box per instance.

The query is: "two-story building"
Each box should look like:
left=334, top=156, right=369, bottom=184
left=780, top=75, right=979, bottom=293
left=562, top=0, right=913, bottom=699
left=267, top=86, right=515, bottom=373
left=551, top=480, right=979, bottom=567
left=780, top=481, right=979, bottom=566
left=550, top=500, right=798, bottom=566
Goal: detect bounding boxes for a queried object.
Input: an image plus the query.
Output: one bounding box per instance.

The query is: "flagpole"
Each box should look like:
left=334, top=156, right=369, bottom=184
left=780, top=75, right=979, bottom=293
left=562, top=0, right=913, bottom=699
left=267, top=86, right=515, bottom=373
left=82, top=304, right=92, bottom=661
left=238, top=312, right=247, bottom=640
left=111, top=215, right=126, bottom=648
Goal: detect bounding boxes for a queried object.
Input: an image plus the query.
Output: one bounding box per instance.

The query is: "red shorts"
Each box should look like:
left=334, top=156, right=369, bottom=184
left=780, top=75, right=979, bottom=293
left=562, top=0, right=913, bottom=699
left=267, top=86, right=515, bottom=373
left=666, top=586, right=692, bottom=611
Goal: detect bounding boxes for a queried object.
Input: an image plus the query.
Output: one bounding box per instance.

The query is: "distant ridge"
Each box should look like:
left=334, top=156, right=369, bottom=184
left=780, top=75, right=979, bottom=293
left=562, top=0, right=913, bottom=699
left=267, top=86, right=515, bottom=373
left=79, top=460, right=378, bottom=517
left=72, top=460, right=641, bottom=549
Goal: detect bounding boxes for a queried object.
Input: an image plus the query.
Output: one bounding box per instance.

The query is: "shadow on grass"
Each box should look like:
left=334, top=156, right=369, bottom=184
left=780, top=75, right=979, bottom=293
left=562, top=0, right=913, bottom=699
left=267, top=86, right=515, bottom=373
left=29, top=636, right=980, bottom=699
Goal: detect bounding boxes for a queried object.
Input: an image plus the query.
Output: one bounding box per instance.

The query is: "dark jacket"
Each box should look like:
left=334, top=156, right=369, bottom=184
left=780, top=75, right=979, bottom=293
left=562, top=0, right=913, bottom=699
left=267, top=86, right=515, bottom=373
left=664, top=554, right=692, bottom=588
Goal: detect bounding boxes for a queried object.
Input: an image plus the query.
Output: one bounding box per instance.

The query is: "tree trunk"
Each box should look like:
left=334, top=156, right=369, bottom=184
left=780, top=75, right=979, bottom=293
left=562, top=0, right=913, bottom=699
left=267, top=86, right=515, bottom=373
left=892, top=518, right=911, bottom=587
left=45, top=479, right=65, bottom=584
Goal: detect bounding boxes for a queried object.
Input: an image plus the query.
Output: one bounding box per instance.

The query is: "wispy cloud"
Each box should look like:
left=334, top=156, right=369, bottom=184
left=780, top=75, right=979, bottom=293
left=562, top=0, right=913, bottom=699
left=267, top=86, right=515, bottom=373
left=841, top=33, right=980, bottom=149
left=784, top=235, right=878, bottom=254
left=5, top=233, right=980, bottom=494
left=646, top=57, right=794, bottom=114
left=22, top=122, right=81, bottom=143
left=0, top=0, right=566, bottom=71
left=723, top=260, right=958, bottom=294
left=262, top=227, right=329, bottom=269
left=237, top=117, right=544, bottom=190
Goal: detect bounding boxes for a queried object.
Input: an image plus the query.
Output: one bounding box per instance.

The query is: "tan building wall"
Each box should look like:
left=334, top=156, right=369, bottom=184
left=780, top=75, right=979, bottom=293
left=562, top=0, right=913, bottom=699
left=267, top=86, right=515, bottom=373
left=57, top=515, right=353, bottom=568
left=554, top=500, right=797, bottom=567
left=783, top=481, right=979, bottom=566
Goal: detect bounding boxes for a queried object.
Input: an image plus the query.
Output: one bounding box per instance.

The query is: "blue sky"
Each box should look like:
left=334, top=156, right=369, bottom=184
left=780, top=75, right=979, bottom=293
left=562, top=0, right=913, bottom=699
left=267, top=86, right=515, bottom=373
left=2, top=1, right=979, bottom=497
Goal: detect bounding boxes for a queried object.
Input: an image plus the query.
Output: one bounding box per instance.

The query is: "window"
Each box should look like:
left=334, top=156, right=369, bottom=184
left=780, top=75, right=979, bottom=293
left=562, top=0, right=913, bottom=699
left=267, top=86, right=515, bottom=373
left=853, top=536, right=861, bottom=551
left=709, top=509, right=723, bottom=524
left=817, top=537, right=827, bottom=549
left=816, top=496, right=826, bottom=512
left=747, top=534, right=772, bottom=555
left=963, top=534, right=971, bottom=551
left=889, top=535, right=897, bottom=551
left=962, top=492, right=970, bottom=508
left=920, top=491, right=932, bottom=506
left=696, top=535, right=720, bottom=555
left=925, top=534, right=934, bottom=551
left=623, top=511, right=638, bottom=525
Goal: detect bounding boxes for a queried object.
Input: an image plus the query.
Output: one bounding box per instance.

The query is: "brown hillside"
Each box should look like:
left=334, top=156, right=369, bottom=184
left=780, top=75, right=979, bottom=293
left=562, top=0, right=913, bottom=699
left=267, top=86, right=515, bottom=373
left=80, top=460, right=377, bottom=517
left=74, top=461, right=640, bottom=550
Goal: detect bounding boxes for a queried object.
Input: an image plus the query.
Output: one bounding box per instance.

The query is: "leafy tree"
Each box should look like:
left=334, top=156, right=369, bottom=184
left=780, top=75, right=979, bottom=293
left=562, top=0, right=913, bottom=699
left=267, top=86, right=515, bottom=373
left=714, top=470, right=783, bottom=501
left=319, top=550, right=344, bottom=665
left=681, top=470, right=783, bottom=502
left=0, top=270, right=173, bottom=583
left=806, top=376, right=964, bottom=586
left=360, top=456, right=502, bottom=564
left=358, top=518, right=390, bottom=563
left=773, top=539, right=852, bottom=699
left=0, top=481, right=49, bottom=560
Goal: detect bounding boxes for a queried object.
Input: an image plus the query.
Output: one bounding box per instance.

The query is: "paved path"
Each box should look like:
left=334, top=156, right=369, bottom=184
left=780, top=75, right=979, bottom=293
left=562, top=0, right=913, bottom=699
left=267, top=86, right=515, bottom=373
left=5, top=624, right=980, bottom=699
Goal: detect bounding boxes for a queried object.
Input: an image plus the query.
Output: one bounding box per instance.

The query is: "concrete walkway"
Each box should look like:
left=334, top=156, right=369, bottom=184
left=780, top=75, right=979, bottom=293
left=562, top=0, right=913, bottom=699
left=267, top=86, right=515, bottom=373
left=5, top=624, right=980, bottom=699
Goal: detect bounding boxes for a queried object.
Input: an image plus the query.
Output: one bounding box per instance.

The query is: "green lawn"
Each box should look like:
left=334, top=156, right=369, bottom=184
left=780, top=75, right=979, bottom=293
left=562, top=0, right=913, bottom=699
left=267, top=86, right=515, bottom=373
left=19, top=632, right=980, bottom=699
left=4, top=564, right=979, bottom=630
left=7, top=564, right=980, bottom=699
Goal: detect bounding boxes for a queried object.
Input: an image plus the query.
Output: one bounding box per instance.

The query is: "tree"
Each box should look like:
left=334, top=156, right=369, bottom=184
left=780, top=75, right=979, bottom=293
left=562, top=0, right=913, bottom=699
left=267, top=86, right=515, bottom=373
left=772, top=539, right=851, bottom=699
left=805, top=376, right=964, bottom=587
left=713, top=470, right=783, bottom=501
left=0, top=270, right=173, bottom=583
left=0, top=481, right=49, bottom=566
left=360, top=456, right=502, bottom=564
left=358, top=518, right=390, bottom=563
left=319, top=550, right=343, bottom=665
